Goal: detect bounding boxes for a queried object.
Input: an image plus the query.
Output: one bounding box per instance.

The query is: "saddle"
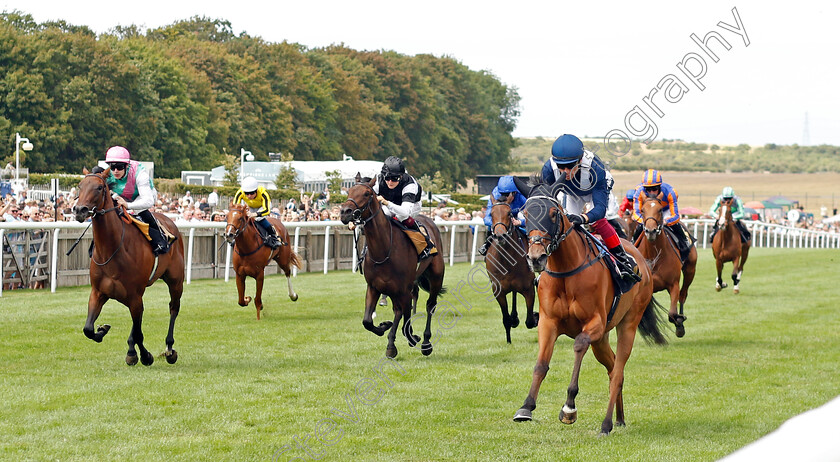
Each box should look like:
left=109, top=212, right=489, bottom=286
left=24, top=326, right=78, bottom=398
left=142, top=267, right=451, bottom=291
left=389, top=218, right=438, bottom=257
left=121, top=212, right=176, bottom=243
left=663, top=224, right=695, bottom=263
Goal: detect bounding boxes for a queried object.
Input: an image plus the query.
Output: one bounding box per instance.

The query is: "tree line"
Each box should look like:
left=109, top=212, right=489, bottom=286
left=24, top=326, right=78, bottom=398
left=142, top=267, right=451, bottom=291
left=0, top=12, right=520, bottom=186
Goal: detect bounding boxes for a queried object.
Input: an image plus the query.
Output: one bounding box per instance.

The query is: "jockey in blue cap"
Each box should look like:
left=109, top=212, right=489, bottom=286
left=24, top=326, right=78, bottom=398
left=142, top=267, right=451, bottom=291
left=540, top=134, right=640, bottom=281
left=478, top=175, right=527, bottom=256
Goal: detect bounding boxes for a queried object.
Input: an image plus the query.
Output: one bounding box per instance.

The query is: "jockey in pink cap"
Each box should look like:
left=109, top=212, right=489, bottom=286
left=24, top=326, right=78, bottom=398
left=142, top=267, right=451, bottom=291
left=104, top=146, right=170, bottom=255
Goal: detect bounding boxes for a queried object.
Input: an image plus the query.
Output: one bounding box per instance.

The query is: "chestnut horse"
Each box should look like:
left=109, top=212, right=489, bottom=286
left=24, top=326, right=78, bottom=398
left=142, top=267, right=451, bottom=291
left=339, top=175, right=445, bottom=358
left=485, top=201, right=538, bottom=344
left=712, top=203, right=750, bottom=293
left=223, top=203, right=301, bottom=320
left=73, top=167, right=185, bottom=366
left=635, top=196, right=697, bottom=337
left=512, top=182, right=667, bottom=436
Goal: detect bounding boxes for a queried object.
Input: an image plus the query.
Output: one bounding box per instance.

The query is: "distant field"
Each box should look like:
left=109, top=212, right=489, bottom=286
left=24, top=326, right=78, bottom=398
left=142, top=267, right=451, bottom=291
left=1, top=249, right=839, bottom=461
left=508, top=138, right=840, bottom=214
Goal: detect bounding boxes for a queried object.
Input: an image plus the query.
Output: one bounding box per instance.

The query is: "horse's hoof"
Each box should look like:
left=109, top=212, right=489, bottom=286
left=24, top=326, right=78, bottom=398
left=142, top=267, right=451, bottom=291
left=385, top=345, right=398, bottom=358
left=513, top=408, right=533, bottom=422
left=126, top=353, right=138, bottom=366
left=733, top=288, right=740, bottom=294
left=675, top=324, right=685, bottom=338
left=97, top=324, right=111, bottom=335
left=526, top=314, right=538, bottom=329
left=715, top=284, right=722, bottom=292
left=164, top=349, right=178, bottom=364
left=290, top=294, right=298, bottom=302
left=559, top=406, right=577, bottom=425
left=510, top=316, right=520, bottom=329
left=140, top=351, right=154, bottom=366
left=597, top=431, right=610, bottom=438
left=240, top=296, right=252, bottom=307
left=421, top=342, right=433, bottom=356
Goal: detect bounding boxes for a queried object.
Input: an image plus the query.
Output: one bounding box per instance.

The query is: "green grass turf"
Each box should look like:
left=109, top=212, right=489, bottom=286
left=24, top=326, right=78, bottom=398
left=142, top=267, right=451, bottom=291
left=0, top=248, right=837, bottom=461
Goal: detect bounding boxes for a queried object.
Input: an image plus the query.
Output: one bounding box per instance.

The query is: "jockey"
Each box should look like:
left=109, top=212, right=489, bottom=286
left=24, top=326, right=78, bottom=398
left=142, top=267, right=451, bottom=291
left=233, top=176, right=281, bottom=249
left=104, top=146, right=169, bottom=256
left=708, top=186, right=752, bottom=243
left=478, top=175, right=527, bottom=256
left=631, top=169, right=691, bottom=255
left=619, top=188, right=635, bottom=216
left=373, top=156, right=436, bottom=260
left=541, top=134, right=640, bottom=281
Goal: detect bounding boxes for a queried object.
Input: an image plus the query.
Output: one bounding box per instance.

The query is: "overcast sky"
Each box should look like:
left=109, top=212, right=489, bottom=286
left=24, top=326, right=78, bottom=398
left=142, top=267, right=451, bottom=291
left=4, top=0, right=839, bottom=146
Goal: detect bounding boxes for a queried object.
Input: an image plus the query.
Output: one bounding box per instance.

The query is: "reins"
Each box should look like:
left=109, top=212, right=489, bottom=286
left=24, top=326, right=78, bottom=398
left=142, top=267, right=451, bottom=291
left=348, top=183, right=393, bottom=265
left=66, top=173, right=126, bottom=265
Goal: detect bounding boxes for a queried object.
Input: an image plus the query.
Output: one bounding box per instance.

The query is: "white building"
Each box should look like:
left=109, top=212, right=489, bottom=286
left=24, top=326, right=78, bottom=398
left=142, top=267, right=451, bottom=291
left=210, top=156, right=384, bottom=192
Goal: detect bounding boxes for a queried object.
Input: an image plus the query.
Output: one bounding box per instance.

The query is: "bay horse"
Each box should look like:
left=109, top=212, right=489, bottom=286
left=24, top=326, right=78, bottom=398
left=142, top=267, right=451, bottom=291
left=635, top=196, right=697, bottom=337
left=512, top=181, right=667, bottom=436
left=485, top=200, right=538, bottom=344
left=72, top=167, right=185, bottom=366
left=223, top=203, right=301, bottom=320
left=339, top=175, right=445, bottom=358
left=621, top=212, right=638, bottom=240
left=712, top=202, right=750, bottom=293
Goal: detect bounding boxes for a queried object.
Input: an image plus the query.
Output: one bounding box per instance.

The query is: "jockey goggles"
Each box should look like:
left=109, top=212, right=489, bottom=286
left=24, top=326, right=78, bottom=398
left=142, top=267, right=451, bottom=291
left=384, top=175, right=401, bottom=182
left=108, top=162, right=128, bottom=171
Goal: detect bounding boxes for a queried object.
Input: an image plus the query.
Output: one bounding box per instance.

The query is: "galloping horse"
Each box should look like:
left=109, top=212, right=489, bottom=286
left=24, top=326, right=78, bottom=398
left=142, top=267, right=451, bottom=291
left=621, top=212, right=638, bottom=240
left=512, top=181, right=667, bottom=436
left=73, top=167, right=185, bottom=366
left=339, top=175, right=445, bottom=358
left=712, top=202, right=750, bottom=293
left=223, top=203, right=301, bottom=320
left=485, top=200, right=538, bottom=344
left=635, top=196, right=697, bottom=337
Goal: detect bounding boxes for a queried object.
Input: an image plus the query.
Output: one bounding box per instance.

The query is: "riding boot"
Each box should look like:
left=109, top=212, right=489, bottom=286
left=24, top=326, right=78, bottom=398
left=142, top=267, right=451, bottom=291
left=632, top=222, right=644, bottom=242
left=148, top=225, right=170, bottom=256
left=413, top=220, right=437, bottom=260
left=478, top=235, right=494, bottom=256
left=709, top=223, right=719, bottom=244
left=260, top=221, right=281, bottom=249
left=608, top=245, right=642, bottom=282
left=670, top=225, right=691, bottom=259
left=735, top=220, right=751, bottom=243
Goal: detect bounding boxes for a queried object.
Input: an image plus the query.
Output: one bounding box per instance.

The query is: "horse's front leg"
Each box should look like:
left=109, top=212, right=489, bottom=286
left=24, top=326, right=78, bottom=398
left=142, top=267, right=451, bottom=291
left=254, top=272, right=265, bottom=320
left=524, top=283, right=539, bottom=329
left=83, top=289, right=111, bottom=343
left=362, top=286, right=390, bottom=336
left=495, top=291, right=513, bottom=344
left=236, top=272, right=251, bottom=307
left=126, top=299, right=153, bottom=366
left=385, top=297, right=407, bottom=358
left=731, top=255, right=742, bottom=294
left=715, top=257, right=726, bottom=291
left=558, top=331, right=592, bottom=425
left=514, top=317, right=559, bottom=421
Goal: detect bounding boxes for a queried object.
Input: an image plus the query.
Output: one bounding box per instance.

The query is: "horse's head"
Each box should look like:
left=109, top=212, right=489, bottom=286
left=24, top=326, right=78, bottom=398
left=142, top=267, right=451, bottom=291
left=340, top=174, right=378, bottom=225
left=640, top=196, right=664, bottom=242
left=717, top=200, right=733, bottom=227
left=522, top=182, right=571, bottom=272
left=490, top=201, right=514, bottom=240
left=224, top=203, right=250, bottom=244
left=73, top=166, right=113, bottom=222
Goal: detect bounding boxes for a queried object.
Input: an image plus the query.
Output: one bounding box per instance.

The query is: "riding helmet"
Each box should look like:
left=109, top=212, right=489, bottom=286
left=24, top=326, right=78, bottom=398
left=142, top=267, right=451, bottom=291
left=722, top=186, right=734, bottom=199
left=642, top=169, right=662, bottom=187
left=105, top=146, right=131, bottom=163
left=550, top=134, right=584, bottom=165
left=242, top=176, right=259, bottom=193
left=381, top=156, right=406, bottom=177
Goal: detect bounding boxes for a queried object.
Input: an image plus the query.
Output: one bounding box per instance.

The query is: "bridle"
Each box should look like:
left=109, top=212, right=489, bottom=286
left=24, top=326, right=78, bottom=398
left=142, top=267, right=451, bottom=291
left=224, top=208, right=267, bottom=257
left=524, top=194, right=575, bottom=256
left=642, top=200, right=663, bottom=239
left=78, top=173, right=125, bottom=266
left=491, top=202, right=515, bottom=237
left=345, top=183, right=392, bottom=265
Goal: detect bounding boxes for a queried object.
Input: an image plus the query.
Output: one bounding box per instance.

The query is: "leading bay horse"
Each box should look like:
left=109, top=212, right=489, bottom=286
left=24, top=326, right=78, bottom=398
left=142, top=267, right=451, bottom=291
left=73, top=167, right=185, bottom=366
left=223, top=203, right=301, bottom=320
left=712, top=202, right=750, bottom=293
left=486, top=200, right=538, bottom=344
left=340, top=175, right=445, bottom=358
left=635, top=196, right=697, bottom=337
left=512, top=181, right=667, bottom=436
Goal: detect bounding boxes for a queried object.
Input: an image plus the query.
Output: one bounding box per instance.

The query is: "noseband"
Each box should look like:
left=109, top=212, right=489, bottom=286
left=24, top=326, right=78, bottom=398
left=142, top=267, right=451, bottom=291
left=491, top=202, right=515, bottom=237
left=80, top=174, right=121, bottom=218
left=345, top=184, right=381, bottom=226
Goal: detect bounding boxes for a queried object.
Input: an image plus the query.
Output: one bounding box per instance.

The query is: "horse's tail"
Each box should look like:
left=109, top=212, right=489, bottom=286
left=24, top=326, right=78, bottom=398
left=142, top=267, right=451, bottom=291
left=638, top=296, right=669, bottom=345
left=417, top=275, right=447, bottom=295
left=289, top=251, right=303, bottom=269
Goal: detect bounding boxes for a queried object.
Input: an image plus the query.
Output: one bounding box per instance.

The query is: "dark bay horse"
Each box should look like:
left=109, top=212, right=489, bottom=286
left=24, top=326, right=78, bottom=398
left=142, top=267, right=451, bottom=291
left=635, top=197, right=697, bottom=337
left=485, top=200, right=537, bottom=344
left=512, top=182, right=667, bottom=436
left=712, top=203, right=750, bottom=293
left=339, top=175, right=445, bottom=358
left=223, top=203, right=301, bottom=320
left=72, top=167, right=184, bottom=366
